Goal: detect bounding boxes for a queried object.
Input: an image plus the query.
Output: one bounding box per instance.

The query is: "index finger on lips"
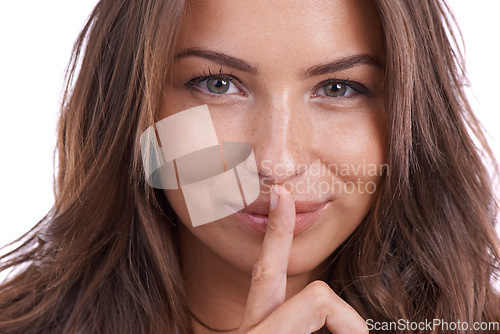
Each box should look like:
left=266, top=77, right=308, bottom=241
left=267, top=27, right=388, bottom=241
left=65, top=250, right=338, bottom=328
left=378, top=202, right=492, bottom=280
left=240, top=184, right=296, bottom=329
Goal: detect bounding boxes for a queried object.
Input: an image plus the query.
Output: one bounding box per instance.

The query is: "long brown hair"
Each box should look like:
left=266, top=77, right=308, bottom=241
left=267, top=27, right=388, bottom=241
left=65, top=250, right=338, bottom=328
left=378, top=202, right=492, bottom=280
left=1, top=0, right=499, bottom=333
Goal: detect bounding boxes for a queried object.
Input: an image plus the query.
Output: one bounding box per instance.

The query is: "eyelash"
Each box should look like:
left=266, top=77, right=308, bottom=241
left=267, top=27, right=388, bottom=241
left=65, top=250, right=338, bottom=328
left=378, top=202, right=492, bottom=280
left=184, top=68, right=239, bottom=89
left=183, top=67, right=369, bottom=99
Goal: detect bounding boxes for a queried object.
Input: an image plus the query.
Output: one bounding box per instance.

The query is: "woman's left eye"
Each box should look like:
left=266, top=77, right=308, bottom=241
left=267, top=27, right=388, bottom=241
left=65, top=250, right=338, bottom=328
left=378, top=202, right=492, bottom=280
left=187, top=76, right=241, bottom=95
left=313, top=82, right=358, bottom=98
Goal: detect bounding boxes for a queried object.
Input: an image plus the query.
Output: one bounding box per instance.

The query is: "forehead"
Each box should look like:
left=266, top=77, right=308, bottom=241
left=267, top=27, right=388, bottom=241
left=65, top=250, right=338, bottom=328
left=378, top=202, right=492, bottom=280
left=176, top=0, right=384, bottom=69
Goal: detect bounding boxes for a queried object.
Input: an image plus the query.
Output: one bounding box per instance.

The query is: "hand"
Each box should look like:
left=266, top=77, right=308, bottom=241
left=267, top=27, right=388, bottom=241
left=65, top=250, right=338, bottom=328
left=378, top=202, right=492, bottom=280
left=238, top=185, right=368, bottom=334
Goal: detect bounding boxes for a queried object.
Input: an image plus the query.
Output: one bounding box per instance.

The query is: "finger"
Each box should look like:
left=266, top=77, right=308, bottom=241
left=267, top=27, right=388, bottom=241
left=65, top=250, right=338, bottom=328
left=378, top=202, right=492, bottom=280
left=240, top=184, right=296, bottom=329
left=255, top=280, right=368, bottom=334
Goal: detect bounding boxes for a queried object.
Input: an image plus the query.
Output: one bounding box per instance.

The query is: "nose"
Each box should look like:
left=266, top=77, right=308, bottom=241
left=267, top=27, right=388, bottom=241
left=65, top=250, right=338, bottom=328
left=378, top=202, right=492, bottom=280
left=249, top=95, right=314, bottom=185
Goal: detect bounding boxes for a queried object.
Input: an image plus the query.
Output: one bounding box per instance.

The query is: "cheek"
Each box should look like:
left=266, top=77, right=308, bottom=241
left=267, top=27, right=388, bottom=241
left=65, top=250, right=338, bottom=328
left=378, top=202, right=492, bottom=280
left=315, top=111, right=385, bottom=229
left=315, top=109, right=386, bottom=179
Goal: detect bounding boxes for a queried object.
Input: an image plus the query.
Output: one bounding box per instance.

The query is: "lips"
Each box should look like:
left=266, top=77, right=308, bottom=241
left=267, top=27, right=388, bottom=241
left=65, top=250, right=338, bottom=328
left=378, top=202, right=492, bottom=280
left=233, top=198, right=331, bottom=235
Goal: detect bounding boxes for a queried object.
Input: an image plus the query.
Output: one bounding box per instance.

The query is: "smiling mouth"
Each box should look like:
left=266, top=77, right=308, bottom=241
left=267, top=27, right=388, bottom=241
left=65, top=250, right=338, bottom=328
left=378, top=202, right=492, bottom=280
left=233, top=200, right=331, bottom=235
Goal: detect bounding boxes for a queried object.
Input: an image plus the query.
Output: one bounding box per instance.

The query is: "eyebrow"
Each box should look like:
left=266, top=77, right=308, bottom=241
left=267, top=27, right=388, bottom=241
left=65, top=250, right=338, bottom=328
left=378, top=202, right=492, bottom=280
left=302, top=54, right=384, bottom=77
left=174, top=48, right=258, bottom=74
left=174, top=48, right=383, bottom=77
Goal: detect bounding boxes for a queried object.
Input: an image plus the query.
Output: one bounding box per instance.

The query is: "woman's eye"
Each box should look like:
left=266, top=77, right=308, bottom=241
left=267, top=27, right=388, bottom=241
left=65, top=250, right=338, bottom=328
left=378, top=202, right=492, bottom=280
left=189, top=76, right=241, bottom=95
left=315, top=82, right=356, bottom=98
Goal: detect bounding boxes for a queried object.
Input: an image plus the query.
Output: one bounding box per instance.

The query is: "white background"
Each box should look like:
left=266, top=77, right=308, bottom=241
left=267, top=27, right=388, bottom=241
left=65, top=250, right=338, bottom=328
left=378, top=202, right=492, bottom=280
left=0, top=2, right=499, bottom=257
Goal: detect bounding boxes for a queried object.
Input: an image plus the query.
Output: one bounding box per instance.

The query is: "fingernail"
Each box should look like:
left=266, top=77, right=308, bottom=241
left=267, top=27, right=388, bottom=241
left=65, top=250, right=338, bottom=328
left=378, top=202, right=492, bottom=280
left=270, top=185, right=280, bottom=211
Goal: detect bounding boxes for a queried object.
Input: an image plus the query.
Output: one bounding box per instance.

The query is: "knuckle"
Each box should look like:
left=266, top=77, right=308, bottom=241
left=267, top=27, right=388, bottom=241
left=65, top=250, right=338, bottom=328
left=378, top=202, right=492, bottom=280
left=306, top=280, right=334, bottom=306
left=305, top=281, right=367, bottom=334
left=251, top=260, right=272, bottom=284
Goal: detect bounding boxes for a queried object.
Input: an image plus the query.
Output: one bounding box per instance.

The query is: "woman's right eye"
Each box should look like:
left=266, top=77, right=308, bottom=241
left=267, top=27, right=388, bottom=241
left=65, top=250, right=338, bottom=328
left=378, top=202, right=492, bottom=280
left=186, top=75, right=242, bottom=96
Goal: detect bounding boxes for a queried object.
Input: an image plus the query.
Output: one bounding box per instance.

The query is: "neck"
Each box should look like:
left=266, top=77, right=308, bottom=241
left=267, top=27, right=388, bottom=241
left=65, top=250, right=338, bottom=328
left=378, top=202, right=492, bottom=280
left=178, top=223, right=327, bottom=334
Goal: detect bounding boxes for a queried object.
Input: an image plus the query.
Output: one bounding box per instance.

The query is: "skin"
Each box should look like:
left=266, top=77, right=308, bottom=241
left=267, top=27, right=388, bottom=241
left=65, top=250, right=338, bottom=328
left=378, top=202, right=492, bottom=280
left=158, top=0, right=386, bottom=332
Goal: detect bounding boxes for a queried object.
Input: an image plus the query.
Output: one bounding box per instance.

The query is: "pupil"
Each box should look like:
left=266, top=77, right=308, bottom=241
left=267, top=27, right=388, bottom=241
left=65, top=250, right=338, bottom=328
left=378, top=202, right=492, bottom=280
left=326, top=83, right=345, bottom=97
left=207, top=77, right=230, bottom=94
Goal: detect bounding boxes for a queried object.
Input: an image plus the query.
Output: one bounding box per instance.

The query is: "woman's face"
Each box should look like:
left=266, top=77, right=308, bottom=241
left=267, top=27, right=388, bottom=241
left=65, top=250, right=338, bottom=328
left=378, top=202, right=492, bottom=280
left=159, top=0, right=386, bottom=276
